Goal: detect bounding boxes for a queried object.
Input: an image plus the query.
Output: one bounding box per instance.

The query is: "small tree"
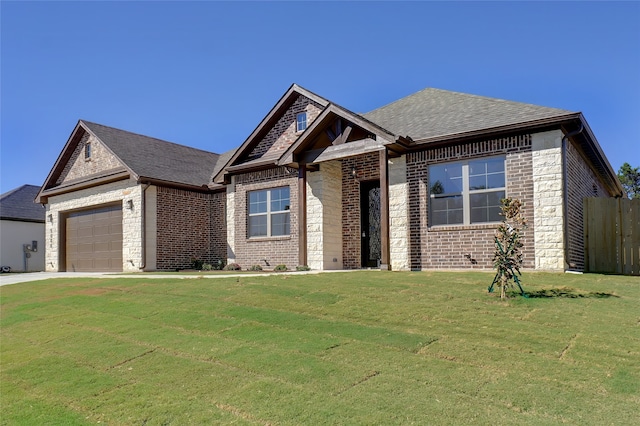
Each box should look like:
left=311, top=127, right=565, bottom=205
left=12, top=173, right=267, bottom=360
left=491, top=198, right=527, bottom=299
left=617, top=162, right=640, bottom=199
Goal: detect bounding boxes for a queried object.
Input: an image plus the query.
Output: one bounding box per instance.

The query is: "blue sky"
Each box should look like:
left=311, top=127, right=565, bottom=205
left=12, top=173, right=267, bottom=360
left=1, top=1, right=639, bottom=194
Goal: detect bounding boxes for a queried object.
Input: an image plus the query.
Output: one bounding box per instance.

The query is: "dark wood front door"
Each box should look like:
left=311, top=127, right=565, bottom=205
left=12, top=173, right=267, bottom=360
left=360, top=180, right=381, bottom=268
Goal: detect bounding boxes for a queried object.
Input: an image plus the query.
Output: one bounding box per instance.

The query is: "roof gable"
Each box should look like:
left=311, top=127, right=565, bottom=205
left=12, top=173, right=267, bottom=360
left=56, top=127, right=127, bottom=186
left=279, top=103, right=396, bottom=167
left=82, top=121, right=221, bottom=188
left=38, top=120, right=223, bottom=202
left=0, top=184, right=45, bottom=222
left=363, top=88, right=575, bottom=141
left=213, top=84, right=330, bottom=183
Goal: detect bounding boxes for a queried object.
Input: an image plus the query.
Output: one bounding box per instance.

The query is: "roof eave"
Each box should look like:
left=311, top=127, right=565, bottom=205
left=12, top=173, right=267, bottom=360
left=37, top=170, right=131, bottom=203
left=137, top=176, right=213, bottom=193
left=408, top=113, right=582, bottom=148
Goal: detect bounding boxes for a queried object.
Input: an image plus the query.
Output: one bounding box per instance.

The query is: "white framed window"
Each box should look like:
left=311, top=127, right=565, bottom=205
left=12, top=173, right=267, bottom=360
left=84, top=142, right=92, bottom=160
left=429, top=156, right=505, bottom=226
left=296, top=112, right=307, bottom=132
left=248, top=187, right=290, bottom=237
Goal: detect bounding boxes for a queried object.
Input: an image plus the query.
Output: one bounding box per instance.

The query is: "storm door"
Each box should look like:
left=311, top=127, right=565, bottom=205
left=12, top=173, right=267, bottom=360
left=360, top=180, right=381, bottom=268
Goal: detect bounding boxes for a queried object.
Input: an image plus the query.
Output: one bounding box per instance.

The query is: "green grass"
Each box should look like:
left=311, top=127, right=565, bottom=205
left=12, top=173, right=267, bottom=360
left=1, top=271, right=638, bottom=425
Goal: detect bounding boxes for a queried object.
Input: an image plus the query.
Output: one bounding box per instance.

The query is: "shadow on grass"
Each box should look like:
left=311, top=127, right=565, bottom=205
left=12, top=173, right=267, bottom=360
left=520, top=287, right=619, bottom=299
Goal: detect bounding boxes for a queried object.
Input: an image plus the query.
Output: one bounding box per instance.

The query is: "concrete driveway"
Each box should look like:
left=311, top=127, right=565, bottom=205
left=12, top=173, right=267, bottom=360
left=0, top=269, right=352, bottom=286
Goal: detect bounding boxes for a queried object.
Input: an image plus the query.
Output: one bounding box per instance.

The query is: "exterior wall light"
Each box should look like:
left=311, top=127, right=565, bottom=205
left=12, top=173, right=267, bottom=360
left=126, top=199, right=134, bottom=210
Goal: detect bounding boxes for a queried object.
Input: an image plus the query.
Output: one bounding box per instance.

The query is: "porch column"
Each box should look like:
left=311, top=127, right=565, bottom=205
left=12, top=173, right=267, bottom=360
left=298, top=165, right=307, bottom=267
left=379, top=149, right=390, bottom=270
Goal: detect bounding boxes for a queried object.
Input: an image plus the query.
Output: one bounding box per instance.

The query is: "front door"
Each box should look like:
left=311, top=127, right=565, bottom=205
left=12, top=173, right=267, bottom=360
left=360, top=180, right=381, bottom=268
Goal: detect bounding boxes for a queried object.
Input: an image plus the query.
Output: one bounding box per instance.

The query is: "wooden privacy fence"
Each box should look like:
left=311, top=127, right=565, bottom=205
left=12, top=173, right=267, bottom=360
left=584, top=197, right=640, bottom=275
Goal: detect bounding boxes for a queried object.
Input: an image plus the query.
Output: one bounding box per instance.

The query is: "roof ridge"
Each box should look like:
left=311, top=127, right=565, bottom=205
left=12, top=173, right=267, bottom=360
left=365, top=87, right=574, bottom=115
left=80, top=120, right=221, bottom=157
left=429, top=88, right=574, bottom=112
left=363, top=87, right=434, bottom=114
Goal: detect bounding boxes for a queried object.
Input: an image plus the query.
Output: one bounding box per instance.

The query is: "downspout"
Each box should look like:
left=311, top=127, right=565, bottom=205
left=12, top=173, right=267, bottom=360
left=561, top=123, right=584, bottom=271
left=139, top=183, right=151, bottom=270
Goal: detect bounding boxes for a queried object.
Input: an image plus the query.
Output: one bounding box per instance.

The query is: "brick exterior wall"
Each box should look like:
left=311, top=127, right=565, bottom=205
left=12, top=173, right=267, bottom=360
left=406, top=135, right=534, bottom=270
left=57, top=133, right=124, bottom=184
left=246, top=95, right=324, bottom=161
left=231, top=167, right=299, bottom=270
left=565, top=139, right=611, bottom=270
left=342, top=153, right=381, bottom=269
left=155, top=187, right=226, bottom=270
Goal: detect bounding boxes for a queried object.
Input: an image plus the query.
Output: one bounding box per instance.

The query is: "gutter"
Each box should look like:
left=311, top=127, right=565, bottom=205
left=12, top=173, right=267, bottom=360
left=561, top=123, right=584, bottom=271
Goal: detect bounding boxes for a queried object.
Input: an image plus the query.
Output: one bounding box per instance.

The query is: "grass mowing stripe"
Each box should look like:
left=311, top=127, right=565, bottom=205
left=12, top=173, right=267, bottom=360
left=221, top=305, right=436, bottom=352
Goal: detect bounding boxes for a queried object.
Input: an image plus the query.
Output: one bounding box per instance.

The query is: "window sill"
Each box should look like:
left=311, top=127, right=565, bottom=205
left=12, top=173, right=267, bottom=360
left=428, top=222, right=500, bottom=232
left=247, top=235, right=292, bottom=242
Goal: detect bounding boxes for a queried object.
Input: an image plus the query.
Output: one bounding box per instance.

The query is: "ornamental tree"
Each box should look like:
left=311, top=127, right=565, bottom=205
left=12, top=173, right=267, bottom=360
left=491, top=198, right=527, bottom=299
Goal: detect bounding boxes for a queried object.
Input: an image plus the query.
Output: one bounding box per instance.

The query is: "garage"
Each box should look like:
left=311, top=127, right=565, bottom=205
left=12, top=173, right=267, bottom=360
left=65, top=204, right=122, bottom=272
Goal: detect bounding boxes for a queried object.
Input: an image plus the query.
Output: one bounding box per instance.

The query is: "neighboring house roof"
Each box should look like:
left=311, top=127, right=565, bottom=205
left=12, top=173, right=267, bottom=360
left=0, top=184, right=45, bottom=222
left=81, top=120, right=221, bottom=188
left=363, top=88, right=576, bottom=142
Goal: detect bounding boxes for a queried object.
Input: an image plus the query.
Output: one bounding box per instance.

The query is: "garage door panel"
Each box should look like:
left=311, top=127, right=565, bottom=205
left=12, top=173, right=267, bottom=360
left=66, top=204, right=122, bottom=272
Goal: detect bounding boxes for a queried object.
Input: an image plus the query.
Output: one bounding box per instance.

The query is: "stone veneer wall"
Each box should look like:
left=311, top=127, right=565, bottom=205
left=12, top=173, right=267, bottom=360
left=407, top=135, right=534, bottom=270
left=57, top=132, right=124, bottom=185
left=565, top=139, right=611, bottom=270
left=388, top=156, right=410, bottom=271
left=231, top=167, right=299, bottom=270
left=531, top=130, right=565, bottom=271
left=307, top=161, right=343, bottom=270
left=342, top=153, right=381, bottom=269
left=246, top=95, right=324, bottom=162
left=45, top=179, right=142, bottom=272
left=156, top=187, right=225, bottom=270
left=226, top=177, right=236, bottom=263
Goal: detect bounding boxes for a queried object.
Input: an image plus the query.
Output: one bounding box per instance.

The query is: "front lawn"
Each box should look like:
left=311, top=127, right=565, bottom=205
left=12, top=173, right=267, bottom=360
left=1, top=271, right=638, bottom=424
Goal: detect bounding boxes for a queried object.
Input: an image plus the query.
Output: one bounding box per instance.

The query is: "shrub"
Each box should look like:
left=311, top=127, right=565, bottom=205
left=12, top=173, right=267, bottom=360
left=274, top=264, right=288, bottom=272
left=296, top=265, right=311, bottom=271
left=213, top=259, right=225, bottom=270
left=191, top=258, right=204, bottom=270
left=202, top=263, right=213, bottom=271
left=224, top=263, right=241, bottom=271
left=248, top=265, right=263, bottom=271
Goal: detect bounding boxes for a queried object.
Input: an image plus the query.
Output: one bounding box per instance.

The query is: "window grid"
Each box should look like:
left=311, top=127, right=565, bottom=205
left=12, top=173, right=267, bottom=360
left=296, top=112, right=307, bottom=132
left=248, top=187, right=290, bottom=237
left=429, top=157, right=505, bottom=226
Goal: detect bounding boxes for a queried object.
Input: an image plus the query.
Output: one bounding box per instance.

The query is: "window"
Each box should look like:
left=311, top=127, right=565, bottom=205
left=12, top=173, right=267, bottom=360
left=429, top=157, right=505, bottom=226
left=248, top=187, right=290, bottom=237
left=296, top=112, right=307, bottom=132
left=84, top=142, right=92, bottom=160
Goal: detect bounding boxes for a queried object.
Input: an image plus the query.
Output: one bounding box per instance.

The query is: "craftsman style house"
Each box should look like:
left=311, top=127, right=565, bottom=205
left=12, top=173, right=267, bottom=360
left=36, top=84, right=623, bottom=272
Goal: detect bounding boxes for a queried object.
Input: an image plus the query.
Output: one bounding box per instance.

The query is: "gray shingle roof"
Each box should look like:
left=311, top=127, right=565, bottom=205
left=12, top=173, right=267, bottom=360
left=82, top=121, right=223, bottom=188
left=362, top=88, right=575, bottom=141
left=0, top=184, right=45, bottom=222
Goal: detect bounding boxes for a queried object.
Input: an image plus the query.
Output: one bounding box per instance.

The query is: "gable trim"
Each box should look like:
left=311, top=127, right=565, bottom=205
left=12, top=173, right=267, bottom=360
left=36, top=120, right=136, bottom=203
left=278, top=103, right=396, bottom=167
left=212, top=84, right=330, bottom=184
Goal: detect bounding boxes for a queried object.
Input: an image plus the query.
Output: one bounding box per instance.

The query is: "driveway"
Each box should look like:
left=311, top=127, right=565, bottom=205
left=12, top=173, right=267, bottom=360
left=0, top=269, right=352, bottom=286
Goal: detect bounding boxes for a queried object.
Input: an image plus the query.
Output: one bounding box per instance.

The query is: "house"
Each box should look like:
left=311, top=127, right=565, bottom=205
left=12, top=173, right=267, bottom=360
left=36, top=84, right=623, bottom=273
left=1, top=184, right=46, bottom=272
